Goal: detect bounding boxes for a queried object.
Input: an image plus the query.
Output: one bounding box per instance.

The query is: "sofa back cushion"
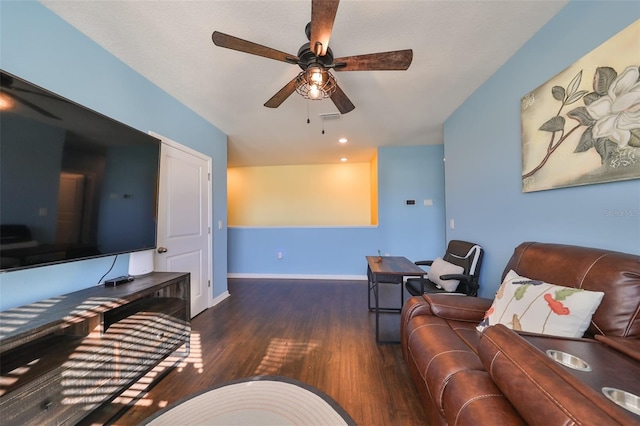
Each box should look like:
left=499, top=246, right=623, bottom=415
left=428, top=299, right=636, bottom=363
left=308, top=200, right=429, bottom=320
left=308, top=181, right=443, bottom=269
left=502, top=242, right=640, bottom=338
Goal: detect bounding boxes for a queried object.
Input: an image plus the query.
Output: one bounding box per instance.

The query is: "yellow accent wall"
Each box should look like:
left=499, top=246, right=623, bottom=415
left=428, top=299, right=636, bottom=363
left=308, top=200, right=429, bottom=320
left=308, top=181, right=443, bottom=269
left=370, top=151, right=378, bottom=225
left=228, top=162, right=374, bottom=226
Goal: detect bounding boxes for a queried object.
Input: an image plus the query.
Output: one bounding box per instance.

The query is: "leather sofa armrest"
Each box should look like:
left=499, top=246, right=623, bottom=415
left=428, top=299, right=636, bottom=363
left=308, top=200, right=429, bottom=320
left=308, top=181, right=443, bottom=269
left=423, top=294, right=492, bottom=323
left=478, top=324, right=638, bottom=425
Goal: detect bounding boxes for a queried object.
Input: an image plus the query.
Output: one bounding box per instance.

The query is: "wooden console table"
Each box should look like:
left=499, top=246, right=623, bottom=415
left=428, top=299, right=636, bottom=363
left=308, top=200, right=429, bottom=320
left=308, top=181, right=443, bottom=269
left=0, top=272, right=190, bottom=425
left=366, top=256, right=425, bottom=344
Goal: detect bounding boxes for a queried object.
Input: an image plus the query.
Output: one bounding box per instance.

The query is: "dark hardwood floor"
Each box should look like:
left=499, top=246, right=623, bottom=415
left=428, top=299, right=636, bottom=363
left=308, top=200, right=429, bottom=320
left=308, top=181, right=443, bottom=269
left=99, top=278, right=428, bottom=425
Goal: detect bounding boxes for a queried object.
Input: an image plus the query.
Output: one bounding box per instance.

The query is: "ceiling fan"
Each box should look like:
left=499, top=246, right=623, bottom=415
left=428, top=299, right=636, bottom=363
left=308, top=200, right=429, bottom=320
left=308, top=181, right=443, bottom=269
left=211, top=0, right=413, bottom=114
left=0, top=72, right=61, bottom=120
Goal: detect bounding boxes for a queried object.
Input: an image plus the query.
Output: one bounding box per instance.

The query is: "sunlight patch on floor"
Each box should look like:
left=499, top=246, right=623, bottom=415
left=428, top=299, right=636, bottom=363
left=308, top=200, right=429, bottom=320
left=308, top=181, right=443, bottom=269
left=254, top=338, right=319, bottom=376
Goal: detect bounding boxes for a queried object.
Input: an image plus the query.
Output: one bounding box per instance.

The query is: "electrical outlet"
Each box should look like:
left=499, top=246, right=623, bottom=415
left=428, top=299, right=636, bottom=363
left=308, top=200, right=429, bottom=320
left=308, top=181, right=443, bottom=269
left=277, top=250, right=284, bottom=259
left=450, top=219, right=455, bottom=229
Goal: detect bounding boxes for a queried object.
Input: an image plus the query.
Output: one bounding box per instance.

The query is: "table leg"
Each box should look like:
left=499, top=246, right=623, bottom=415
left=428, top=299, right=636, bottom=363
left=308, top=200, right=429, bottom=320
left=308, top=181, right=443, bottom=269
left=374, top=273, right=380, bottom=343
left=367, top=266, right=373, bottom=310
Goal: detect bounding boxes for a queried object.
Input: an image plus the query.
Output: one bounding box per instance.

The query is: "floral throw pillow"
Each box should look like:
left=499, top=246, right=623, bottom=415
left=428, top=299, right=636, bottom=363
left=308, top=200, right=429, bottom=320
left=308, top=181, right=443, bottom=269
left=477, top=270, right=604, bottom=338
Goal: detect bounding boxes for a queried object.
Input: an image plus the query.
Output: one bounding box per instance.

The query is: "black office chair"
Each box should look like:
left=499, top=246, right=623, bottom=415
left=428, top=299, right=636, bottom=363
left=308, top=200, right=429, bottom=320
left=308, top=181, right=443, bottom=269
left=405, top=240, right=484, bottom=297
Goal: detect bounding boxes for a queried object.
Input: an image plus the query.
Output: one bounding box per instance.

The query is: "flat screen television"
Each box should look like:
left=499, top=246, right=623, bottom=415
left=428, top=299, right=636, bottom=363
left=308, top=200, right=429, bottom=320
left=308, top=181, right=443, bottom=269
left=0, top=70, right=161, bottom=272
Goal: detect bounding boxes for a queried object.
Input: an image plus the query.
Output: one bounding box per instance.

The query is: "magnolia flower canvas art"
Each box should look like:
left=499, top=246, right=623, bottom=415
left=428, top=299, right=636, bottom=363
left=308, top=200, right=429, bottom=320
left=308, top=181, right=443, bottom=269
left=521, top=19, right=640, bottom=192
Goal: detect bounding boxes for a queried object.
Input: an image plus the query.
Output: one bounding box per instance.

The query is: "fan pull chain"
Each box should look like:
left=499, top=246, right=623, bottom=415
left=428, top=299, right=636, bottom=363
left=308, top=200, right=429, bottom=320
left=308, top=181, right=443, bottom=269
left=307, top=100, right=310, bottom=124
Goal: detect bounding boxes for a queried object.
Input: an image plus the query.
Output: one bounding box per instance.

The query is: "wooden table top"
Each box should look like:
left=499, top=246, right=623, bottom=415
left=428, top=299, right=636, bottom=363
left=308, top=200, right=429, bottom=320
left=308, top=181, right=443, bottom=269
left=366, top=256, right=425, bottom=275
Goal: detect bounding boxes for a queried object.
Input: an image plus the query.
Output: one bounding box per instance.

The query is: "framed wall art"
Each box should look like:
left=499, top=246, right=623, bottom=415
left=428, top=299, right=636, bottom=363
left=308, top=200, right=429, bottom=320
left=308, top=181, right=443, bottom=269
left=521, top=19, right=640, bottom=192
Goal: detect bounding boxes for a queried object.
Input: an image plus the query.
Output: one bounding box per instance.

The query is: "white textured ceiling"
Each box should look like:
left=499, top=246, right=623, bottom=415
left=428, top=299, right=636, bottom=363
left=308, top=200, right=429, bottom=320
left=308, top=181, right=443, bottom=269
left=41, top=0, right=568, bottom=167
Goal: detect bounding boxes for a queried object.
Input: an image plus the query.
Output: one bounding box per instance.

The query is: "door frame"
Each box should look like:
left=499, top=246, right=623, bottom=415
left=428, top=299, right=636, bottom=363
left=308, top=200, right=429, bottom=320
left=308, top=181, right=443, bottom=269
left=150, top=131, right=214, bottom=310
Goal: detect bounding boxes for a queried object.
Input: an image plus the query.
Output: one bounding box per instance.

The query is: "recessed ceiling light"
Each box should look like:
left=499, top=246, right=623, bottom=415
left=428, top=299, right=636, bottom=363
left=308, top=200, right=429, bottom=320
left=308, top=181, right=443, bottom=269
left=338, top=138, right=348, bottom=144
left=340, top=157, right=347, bottom=162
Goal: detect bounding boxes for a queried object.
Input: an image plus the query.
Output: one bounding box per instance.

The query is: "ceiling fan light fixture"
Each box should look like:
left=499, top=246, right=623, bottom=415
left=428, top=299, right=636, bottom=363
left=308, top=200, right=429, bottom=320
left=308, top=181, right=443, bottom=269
left=295, top=68, right=336, bottom=101
left=308, top=84, right=322, bottom=100
left=309, top=67, right=324, bottom=84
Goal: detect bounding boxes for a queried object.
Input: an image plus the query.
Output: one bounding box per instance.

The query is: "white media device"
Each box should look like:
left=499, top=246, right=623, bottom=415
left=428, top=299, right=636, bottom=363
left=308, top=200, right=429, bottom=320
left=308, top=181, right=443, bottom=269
left=128, top=249, right=155, bottom=276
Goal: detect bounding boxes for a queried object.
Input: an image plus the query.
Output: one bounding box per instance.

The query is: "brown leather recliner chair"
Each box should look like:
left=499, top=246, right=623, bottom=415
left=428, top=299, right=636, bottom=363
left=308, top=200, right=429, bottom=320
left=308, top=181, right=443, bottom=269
left=401, top=242, right=640, bottom=425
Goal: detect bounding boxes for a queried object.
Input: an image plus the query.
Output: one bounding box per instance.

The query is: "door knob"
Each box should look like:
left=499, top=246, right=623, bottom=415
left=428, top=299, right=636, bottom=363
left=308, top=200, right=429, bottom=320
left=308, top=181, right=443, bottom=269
left=157, top=247, right=168, bottom=253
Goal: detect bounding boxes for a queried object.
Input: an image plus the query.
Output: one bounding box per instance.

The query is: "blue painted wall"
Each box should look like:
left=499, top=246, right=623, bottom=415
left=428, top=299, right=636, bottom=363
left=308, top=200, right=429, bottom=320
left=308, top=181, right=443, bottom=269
left=444, top=1, right=640, bottom=298
left=228, top=145, right=446, bottom=276
left=0, top=2, right=228, bottom=310
left=5, top=1, right=636, bottom=311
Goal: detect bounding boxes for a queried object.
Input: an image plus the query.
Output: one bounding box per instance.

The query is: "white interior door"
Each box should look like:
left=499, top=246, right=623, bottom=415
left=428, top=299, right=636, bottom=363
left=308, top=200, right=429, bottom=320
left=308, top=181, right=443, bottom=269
left=154, top=135, right=212, bottom=318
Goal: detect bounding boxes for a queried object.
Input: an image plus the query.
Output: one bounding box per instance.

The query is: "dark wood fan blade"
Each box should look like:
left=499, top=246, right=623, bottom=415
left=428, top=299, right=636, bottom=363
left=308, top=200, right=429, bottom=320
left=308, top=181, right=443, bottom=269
left=212, top=31, right=298, bottom=64
left=310, top=0, right=339, bottom=56
left=264, top=77, right=298, bottom=108
left=330, top=84, right=355, bottom=114
left=334, top=49, right=413, bottom=71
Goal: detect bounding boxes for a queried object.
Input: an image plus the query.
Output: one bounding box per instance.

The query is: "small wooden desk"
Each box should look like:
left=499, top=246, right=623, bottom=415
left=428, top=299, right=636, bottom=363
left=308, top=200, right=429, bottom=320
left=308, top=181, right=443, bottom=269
left=366, top=256, right=425, bottom=343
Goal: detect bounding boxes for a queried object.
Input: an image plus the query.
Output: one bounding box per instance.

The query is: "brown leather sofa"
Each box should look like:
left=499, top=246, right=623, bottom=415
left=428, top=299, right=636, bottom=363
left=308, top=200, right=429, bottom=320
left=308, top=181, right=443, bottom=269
left=401, top=242, right=640, bottom=425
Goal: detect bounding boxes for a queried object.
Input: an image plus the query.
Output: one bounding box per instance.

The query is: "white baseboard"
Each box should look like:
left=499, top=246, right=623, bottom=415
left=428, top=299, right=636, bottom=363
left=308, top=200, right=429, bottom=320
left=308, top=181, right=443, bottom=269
left=227, top=273, right=367, bottom=281
left=211, top=290, right=230, bottom=307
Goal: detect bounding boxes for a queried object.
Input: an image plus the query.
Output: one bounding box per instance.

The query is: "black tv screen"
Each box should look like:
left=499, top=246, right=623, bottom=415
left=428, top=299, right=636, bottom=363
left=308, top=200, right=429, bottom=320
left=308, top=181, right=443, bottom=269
left=0, top=70, right=160, bottom=272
